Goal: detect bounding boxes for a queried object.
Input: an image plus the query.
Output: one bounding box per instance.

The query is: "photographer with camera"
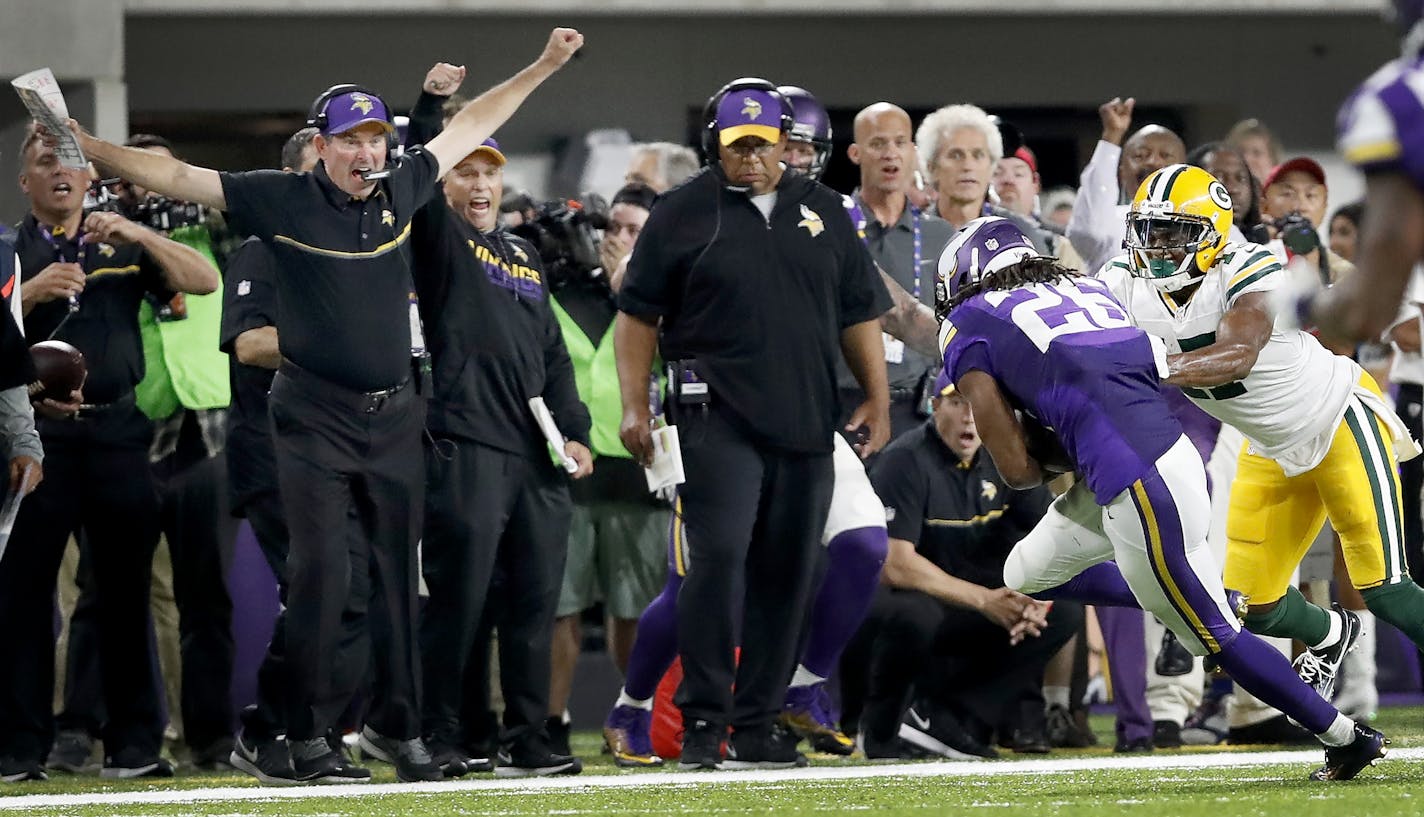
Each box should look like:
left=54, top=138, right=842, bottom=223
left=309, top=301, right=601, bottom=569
left=405, top=65, right=592, bottom=779
left=1259, top=157, right=1354, bottom=291
left=51, top=133, right=238, bottom=774
left=539, top=182, right=667, bottom=754
left=2, top=125, right=217, bottom=782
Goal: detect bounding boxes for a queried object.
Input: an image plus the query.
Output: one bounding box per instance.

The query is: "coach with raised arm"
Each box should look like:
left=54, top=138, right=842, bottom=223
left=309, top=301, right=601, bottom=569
left=42, top=28, right=584, bottom=784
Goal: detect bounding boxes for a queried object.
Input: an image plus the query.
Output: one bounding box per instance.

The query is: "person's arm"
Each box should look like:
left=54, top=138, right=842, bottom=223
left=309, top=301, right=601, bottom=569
left=1390, top=316, right=1421, bottom=354
left=82, top=211, right=217, bottom=295
left=876, top=264, right=940, bottom=359
left=408, top=63, right=466, bottom=147
left=1066, top=98, right=1133, bottom=272
left=65, top=122, right=225, bottom=210
left=841, top=318, right=891, bottom=458
left=0, top=385, right=43, bottom=496
left=234, top=326, right=280, bottom=369
left=540, top=278, right=593, bottom=478
left=425, top=29, right=583, bottom=176
left=615, top=313, right=659, bottom=467
left=956, top=369, right=1043, bottom=489
left=1166, top=291, right=1272, bottom=388
left=881, top=537, right=1045, bottom=642
left=1311, top=172, right=1424, bottom=343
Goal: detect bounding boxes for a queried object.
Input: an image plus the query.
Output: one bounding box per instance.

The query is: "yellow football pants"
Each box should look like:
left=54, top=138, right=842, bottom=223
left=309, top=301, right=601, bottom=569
left=1223, top=392, right=1406, bottom=603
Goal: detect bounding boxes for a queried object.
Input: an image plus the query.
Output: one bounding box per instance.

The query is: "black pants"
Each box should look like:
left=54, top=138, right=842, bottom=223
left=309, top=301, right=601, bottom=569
left=853, top=587, right=1081, bottom=742
left=674, top=405, right=833, bottom=729
left=421, top=439, right=571, bottom=745
left=240, top=490, right=372, bottom=740
left=1397, top=383, right=1424, bottom=584
left=0, top=404, right=164, bottom=764
left=269, top=363, right=424, bottom=741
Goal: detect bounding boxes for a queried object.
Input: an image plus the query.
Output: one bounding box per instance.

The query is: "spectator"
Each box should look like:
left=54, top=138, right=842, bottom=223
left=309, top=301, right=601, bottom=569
left=1226, top=118, right=1283, bottom=188
left=1186, top=142, right=1260, bottom=242
left=857, top=374, right=1077, bottom=759
left=1039, top=187, right=1076, bottom=230
left=1329, top=201, right=1365, bottom=264
left=624, top=142, right=698, bottom=194
left=1, top=124, right=217, bottom=783
left=1261, top=157, right=1353, bottom=285
left=993, top=145, right=1040, bottom=220
left=615, top=78, right=890, bottom=770
left=1066, top=97, right=1185, bottom=274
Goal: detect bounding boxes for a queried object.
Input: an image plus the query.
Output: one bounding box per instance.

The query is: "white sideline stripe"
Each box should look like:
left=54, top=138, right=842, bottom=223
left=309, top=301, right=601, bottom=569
left=2, top=747, right=1419, bottom=811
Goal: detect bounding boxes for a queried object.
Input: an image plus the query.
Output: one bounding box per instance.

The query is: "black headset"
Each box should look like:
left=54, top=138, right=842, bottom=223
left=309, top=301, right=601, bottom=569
left=699, top=77, right=793, bottom=169
left=306, top=83, right=399, bottom=153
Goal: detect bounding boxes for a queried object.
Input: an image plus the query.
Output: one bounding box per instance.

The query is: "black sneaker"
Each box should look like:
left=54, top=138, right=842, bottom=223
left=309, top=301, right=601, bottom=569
left=0, top=756, right=48, bottom=783
left=1311, top=724, right=1388, bottom=781
left=1007, top=702, right=1050, bottom=754
left=1155, top=627, right=1195, bottom=677
left=426, top=738, right=474, bottom=778
left=858, top=731, right=932, bottom=760
left=1114, top=736, right=1153, bottom=753
left=1228, top=714, right=1316, bottom=746
left=46, top=729, right=97, bottom=773
left=1294, top=604, right=1364, bottom=701
left=461, top=740, right=497, bottom=773
left=229, top=731, right=298, bottom=786
left=358, top=728, right=445, bottom=782
left=1153, top=720, right=1183, bottom=749
left=723, top=723, right=808, bottom=770
left=495, top=734, right=582, bottom=778
left=191, top=736, right=237, bottom=771
left=898, top=702, right=998, bottom=760
left=100, top=750, right=175, bottom=779
left=678, top=720, right=725, bottom=771
left=290, top=737, right=371, bottom=784
left=545, top=714, right=572, bottom=757
left=1045, top=705, right=1096, bottom=748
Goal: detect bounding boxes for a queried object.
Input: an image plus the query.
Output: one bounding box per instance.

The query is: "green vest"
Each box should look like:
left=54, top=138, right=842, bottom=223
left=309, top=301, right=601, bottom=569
left=551, top=297, right=660, bottom=460
left=135, top=224, right=231, bottom=419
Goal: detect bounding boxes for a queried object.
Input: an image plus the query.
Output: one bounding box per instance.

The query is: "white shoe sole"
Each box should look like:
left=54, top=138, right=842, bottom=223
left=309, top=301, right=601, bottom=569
left=897, top=722, right=988, bottom=761
left=357, top=732, right=394, bottom=764
left=494, top=761, right=581, bottom=777
left=228, top=751, right=301, bottom=787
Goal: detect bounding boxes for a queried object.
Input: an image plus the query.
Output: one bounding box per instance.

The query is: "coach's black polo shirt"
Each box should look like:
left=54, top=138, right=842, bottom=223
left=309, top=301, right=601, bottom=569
left=219, top=237, right=278, bottom=512
left=218, top=148, right=438, bottom=392
left=15, top=213, right=166, bottom=405
left=869, top=421, right=1052, bottom=589
left=411, top=193, right=590, bottom=460
left=617, top=168, right=890, bottom=454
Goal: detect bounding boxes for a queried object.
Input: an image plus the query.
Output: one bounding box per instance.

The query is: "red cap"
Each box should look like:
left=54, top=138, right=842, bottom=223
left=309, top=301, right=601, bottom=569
left=1009, top=145, right=1038, bottom=175
left=1264, top=156, right=1325, bottom=191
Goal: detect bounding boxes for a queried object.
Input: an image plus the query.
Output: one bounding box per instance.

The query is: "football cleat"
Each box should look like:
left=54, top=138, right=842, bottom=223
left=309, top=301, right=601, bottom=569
left=779, top=684, right=854, bottom=756
left=603, top=704, right=663, bottom=768
left=1293, top=604, right=1363, bottom=702
left=1311, top=724, right=1388, bottom=781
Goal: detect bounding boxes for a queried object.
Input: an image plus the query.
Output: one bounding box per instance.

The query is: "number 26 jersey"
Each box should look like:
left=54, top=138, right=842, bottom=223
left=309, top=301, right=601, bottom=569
left=1099, top=242, right=1356, bottom=469
left=940, top=275, right=1182, bottom=505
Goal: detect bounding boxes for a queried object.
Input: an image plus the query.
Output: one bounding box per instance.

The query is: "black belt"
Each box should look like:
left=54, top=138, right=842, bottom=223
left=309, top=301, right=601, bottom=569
left=278, top=358, right=412, bottom=415
left=75, top=392, right=136, bottom=420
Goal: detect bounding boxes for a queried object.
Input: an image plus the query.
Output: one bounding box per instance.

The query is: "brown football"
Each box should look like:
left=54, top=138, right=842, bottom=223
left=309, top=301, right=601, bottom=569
left=29, top=340, right=86, bottom=402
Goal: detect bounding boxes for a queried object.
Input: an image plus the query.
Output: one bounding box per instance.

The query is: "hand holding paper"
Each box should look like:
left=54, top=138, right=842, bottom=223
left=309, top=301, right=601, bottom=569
left=11, top=68, right=86, bottom=169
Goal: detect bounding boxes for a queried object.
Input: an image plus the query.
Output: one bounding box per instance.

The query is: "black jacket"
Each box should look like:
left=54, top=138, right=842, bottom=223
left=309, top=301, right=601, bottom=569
left=618, top=167, right=888, bottom=453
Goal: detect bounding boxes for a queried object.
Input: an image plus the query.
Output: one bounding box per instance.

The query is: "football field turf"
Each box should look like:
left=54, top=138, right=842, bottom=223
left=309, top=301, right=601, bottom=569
left=2, top=707, right=1420, bottom=817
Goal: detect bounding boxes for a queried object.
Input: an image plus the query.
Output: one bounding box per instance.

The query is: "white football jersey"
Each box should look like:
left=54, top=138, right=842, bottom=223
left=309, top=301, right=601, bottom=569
left=1099, top=242, right=1357, bottom=463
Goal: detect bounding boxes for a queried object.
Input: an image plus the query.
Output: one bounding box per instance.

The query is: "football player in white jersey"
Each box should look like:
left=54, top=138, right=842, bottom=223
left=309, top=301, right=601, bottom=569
left=1308, top=0, right=1424, bottom=342
left=1099, top=164, right=1424, bottom=701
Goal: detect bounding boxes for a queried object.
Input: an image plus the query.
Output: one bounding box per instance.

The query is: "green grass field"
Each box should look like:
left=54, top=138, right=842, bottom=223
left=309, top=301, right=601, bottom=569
left=2, top=707, right=1420, bottom=816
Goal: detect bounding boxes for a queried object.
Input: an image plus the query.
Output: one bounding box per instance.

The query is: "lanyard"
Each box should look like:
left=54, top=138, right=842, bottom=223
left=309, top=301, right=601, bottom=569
left=37, top=221, right=85, bottom=314
left=909, top=205, right=923, bottom=301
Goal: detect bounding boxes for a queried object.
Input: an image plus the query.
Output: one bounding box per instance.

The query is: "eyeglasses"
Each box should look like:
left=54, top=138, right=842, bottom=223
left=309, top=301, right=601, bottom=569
left=724, top=142, right=777, bottom=159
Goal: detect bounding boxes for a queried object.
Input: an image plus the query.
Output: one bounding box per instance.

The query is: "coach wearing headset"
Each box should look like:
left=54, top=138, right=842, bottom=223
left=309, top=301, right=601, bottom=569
left=59, top=29, right=584, bottom=784
left=615, top=78, right=890, bottom=770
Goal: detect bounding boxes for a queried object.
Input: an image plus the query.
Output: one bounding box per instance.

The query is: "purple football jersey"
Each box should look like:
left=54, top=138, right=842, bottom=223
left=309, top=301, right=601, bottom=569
left=1338, top=54, right=1424, bottom=189
left=941, top=276, right=1184, bottom=504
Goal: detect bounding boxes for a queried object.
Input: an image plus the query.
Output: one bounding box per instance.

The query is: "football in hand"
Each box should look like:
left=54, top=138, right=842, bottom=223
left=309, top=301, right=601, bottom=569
left=1020, top=414, right=1073, bottom=475
left=29, top=340, right=86, bottom=402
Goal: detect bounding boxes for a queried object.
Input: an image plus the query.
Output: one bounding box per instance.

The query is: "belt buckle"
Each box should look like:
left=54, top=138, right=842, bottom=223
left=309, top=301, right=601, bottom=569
left=362, top=383, right=400, bottom=414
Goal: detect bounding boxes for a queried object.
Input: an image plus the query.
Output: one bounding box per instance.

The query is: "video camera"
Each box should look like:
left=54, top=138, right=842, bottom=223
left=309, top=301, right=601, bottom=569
left=84, top=178, right=210, bottom=232
left=505, top=192, right=611, bottom=292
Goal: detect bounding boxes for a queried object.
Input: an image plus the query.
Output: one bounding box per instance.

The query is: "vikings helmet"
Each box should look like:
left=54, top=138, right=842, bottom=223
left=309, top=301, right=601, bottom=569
left=777, top=85, right=833, bottom=181
left=1125, top=164, right=1233, bottom=293
left=936, top=216, right=1040, bottom=310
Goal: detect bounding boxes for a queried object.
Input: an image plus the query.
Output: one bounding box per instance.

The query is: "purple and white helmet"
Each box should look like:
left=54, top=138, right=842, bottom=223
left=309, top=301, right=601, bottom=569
left=936, top=216, right=1040, bottom=309
left=778, top=85, right=833, bottom=181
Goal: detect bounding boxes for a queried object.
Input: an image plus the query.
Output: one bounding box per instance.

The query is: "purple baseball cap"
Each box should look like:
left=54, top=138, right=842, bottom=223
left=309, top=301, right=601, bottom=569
left=933, top=368, right=955, bottom=397
left=469, top=138, right=506, bottom=166
left=717, top=89, right=783, bottom=146
left=322, top=90, right=394, bottom=137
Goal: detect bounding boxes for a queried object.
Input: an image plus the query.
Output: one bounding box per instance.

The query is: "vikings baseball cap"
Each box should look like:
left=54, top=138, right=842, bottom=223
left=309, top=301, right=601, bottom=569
left=717, top=89, right=784, bottom=146
left=1263, top=156, right=1325, bottom=191
left=469, top=138, right=506, bottom=165
left=322, top=90, right=395, bottom=137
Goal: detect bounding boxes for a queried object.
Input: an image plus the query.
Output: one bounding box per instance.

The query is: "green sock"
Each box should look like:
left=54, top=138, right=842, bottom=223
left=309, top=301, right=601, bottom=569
left=1362, top=581, right=1424, bottom=647
left=1242, top=585, right=1332, bottom=645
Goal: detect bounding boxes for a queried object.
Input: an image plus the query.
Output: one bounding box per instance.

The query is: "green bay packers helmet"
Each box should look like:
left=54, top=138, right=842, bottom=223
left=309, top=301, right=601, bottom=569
left=1125, top=164, right=1234, bottom=293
